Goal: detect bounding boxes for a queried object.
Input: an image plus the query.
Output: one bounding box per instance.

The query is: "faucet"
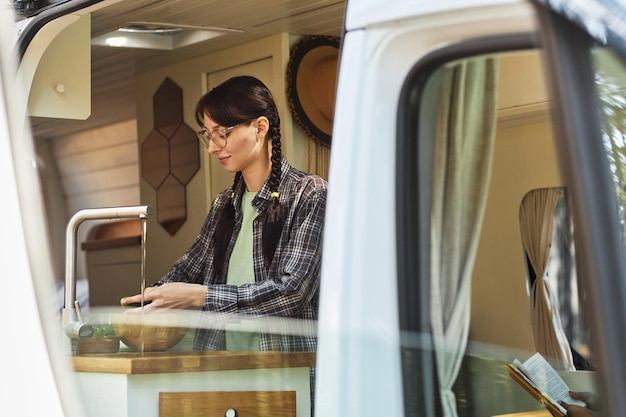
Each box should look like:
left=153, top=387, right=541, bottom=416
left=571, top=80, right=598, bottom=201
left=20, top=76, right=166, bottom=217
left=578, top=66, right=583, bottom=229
left=62, top=205, right=152, bottom=345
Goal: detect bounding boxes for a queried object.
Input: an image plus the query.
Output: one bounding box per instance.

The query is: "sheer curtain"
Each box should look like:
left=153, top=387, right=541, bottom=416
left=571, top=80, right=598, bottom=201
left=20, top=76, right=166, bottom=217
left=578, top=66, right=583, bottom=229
left=519, top=187, right=575, bottom=370
left=430, top=57, right=499, bottom=417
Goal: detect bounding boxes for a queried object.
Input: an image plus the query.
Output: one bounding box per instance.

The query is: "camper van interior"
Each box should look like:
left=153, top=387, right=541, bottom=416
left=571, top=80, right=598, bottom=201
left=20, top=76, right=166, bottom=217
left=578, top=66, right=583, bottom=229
left=17, top=0, right=346, bottom=308
left=10, top=1, right=622, bottom=416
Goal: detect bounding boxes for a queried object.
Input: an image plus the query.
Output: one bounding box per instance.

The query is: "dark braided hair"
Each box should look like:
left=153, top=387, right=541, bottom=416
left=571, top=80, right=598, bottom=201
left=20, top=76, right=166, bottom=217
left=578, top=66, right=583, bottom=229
left=195, top=76, right=284, bottom=280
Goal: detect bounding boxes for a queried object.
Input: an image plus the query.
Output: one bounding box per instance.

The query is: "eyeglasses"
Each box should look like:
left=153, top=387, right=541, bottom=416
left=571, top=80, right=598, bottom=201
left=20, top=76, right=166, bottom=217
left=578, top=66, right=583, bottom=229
left=196, top=123, right=243, bottom=149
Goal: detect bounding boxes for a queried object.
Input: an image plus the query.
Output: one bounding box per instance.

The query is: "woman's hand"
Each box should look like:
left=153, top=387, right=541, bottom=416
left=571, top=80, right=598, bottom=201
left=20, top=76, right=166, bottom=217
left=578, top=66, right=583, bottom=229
left=121, top=282, right=207, bottom=310
left=556, top=391, right=600, bottom=417
left=559, top=405, right=597, bottom=417
left=569, top=392, right=600, bottom=411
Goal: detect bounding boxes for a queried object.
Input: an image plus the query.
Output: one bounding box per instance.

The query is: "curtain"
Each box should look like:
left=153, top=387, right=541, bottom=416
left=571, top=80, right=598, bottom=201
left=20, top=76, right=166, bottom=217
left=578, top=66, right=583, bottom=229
left=308, top=139, right=330, bottom=180
left=520, top=187, right=575, bottom=370
left=430, top=57, right=499, bottom=417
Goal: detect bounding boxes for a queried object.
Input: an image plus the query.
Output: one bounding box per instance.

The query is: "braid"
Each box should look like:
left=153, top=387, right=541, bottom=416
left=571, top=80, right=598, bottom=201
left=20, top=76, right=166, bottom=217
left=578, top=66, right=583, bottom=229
left=196, top=76, right=286, bottom=273
left=262, top=125, right=284, bottom=264
left=213, top=172, right=241, bottom=280
left=268, top=125, right=282, bottom=201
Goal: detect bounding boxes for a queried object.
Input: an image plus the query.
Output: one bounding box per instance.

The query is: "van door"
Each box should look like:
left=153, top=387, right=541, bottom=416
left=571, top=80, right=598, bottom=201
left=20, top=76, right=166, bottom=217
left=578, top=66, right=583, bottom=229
left=319, top=1, right=626, bottom=417
left=532, top=1, right=626, bottom=415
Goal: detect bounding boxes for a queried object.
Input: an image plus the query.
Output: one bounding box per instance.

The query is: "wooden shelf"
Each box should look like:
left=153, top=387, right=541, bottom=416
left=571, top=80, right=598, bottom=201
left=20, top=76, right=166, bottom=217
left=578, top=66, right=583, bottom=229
left=81, top=235, right=141, bottom=251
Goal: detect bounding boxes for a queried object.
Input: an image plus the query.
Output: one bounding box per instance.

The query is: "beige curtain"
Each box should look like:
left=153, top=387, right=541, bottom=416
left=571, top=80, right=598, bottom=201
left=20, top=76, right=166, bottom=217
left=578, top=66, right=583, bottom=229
left=308, top=139, right=330, bottom=180
left=431, top=57, right=499, bottom=417
left=519, top=187, right=575, bottom=370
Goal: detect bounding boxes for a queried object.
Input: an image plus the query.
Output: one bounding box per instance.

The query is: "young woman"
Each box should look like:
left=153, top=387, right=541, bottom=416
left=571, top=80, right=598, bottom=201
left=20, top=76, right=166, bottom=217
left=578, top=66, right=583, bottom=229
left=121, top=75, right=327, bottom=354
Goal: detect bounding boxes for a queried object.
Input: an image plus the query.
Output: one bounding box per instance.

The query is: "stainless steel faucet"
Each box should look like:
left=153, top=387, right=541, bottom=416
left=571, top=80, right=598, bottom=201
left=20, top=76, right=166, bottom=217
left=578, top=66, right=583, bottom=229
left=62, top=205, right=152, bottom=346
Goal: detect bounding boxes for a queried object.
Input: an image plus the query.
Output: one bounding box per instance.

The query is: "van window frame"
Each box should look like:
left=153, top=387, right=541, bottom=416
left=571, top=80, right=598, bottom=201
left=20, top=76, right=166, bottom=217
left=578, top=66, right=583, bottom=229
left=395, top=32, right=539, bottom=417
left=534, top=5, right=626, bottom=415
left=14, top=0, right=104, bottom=58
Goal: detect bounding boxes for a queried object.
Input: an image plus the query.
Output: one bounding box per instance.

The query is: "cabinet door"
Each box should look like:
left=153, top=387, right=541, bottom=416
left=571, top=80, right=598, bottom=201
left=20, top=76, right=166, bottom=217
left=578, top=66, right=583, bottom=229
left=159, top=390, right=296, bottom=417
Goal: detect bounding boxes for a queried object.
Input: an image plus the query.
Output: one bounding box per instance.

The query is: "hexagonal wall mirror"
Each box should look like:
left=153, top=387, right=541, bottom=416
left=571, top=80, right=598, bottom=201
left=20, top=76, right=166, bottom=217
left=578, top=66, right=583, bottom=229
left=141, top=77, right=200, bottom=236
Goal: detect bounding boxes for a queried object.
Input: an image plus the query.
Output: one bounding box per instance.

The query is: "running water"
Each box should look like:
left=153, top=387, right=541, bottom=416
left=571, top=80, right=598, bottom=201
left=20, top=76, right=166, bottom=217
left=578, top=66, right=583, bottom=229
left=139, top=217, right=148, bottom=354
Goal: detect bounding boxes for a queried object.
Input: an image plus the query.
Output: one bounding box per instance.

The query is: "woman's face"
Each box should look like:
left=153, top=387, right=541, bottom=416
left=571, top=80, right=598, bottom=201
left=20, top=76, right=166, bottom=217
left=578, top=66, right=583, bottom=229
left=203, top=114, right=268, bottom=174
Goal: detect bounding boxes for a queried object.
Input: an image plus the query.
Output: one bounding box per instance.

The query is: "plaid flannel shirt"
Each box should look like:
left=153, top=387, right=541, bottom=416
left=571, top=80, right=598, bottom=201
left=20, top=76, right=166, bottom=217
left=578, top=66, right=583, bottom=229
left=160, top=158, right=326, bottom=353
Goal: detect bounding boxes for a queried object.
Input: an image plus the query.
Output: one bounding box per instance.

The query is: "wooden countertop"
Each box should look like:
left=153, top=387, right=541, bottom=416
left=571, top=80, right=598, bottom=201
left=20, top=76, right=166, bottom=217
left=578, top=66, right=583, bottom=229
left=73, top=351, right=316, bottom=375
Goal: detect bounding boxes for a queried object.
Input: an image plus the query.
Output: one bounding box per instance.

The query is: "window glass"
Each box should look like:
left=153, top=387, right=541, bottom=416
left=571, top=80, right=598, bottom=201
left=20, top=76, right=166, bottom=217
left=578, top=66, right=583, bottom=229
left=594, top=46, right=626, bottom=248
left=68, top=216, right=318, bottom=416
left=72, top=305, right=317, bottom=416
left=400, top=48, right=600, bottom=417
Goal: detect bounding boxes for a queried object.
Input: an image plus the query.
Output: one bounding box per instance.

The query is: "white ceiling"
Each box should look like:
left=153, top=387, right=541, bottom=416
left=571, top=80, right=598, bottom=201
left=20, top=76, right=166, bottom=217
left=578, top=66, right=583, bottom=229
left=29, top=0, right=346, bottom=139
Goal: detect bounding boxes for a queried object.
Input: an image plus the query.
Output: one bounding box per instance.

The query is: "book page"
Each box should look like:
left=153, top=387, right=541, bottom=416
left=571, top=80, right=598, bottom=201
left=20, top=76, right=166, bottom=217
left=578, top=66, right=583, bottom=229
left=521, top=353, right=586, bottom=408
left=510, top=359, right=566, bottom=416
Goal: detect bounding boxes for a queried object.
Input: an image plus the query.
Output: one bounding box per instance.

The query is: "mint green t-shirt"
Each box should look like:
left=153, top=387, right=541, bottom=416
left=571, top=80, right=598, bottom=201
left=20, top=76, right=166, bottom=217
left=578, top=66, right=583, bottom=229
left=225, top=190, right=260, bottom=350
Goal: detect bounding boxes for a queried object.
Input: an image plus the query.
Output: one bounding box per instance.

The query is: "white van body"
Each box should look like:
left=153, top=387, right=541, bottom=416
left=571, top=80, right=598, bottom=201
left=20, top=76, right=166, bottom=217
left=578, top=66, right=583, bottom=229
left=318, top=3, right=535, bottom=415
left=2, top=0, right=626, bottom=416
left=0, top=7, right=75, bottom=417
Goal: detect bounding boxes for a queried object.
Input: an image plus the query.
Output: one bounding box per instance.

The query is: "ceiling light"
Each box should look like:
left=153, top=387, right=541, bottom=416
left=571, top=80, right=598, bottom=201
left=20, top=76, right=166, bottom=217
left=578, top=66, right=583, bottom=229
left=91, top=22, right=243, bottom=50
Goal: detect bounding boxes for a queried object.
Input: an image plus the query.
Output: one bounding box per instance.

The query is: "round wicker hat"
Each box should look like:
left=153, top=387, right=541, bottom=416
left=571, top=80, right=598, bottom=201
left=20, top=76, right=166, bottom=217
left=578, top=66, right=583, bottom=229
left=286, top=35, right=340, bottom=146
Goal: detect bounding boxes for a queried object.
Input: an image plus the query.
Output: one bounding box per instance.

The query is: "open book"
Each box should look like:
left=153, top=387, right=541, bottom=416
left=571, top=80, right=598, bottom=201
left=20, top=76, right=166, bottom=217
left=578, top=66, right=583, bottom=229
left=507, top=352, right=586, bottom=417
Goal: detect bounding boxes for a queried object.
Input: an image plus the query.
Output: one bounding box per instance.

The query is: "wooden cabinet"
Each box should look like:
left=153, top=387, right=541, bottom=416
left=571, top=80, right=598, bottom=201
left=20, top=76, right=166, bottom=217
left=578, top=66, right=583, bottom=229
left=159, top=391, right=296, bottom=417
left=82, top=237, right=142, bottom=306
left=72, top=351, right=314, bottom=417
left=82, top=219, right=143, bottom=306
